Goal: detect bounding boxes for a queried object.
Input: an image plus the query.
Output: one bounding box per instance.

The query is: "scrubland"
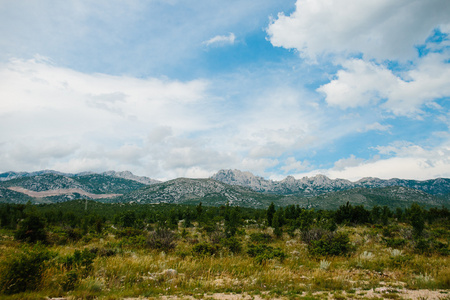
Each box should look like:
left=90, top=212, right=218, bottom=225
left=0, top=202, right=449, bottom=299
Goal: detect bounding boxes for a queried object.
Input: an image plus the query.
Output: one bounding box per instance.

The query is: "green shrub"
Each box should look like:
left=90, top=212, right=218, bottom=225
left=116, top=227, right=144, bottom=238
left=89, top=247, right=117, bottom=257
left=389, top=254, right=411, bottom=268
left=61, top=270, right=79, bottom=291
left=300, top=228, right=328, bottom=245
left=65, top=227, right=82, bottom=241
left=413, top=238, right=450, bottom=256
left=250, top=232, right=273, bottom=244
left=307, top=231, right=353, bottom=257
left=414, top=238, right=431, bottom=255
left=220, top=236, right=242, bottom=254
left=0, top=246, right=53, bottom=294
left=146, top=228, right=177, bottom=251
left=192, top=242, right=219, bottom=256
left=120, top=234, right=147, bottom=249
left=14, top=215, right=47, bottom=243
left=434, top=241, right=450, bottom=256
left=60, top=248, right=97, bottom=276
left=384, top=237, right=407, bottom=249
left=247, top=244, right=286, bottom=264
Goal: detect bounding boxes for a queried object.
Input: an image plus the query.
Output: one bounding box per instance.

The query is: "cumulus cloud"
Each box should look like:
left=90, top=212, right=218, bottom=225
left=0, top=57, right=328, bottom=179
left=0, top=57, right=216, bottom=177
left=317, top=54, right=450, bottom=116
left=295, top=141, right=450, bottom=181
left=281, top=157, right=311, bottom=173
left=267, top=0, right=450, bottom=61
left=333, top=155, right=365, bottom=171
left=203, top=33, right=236, bottom=47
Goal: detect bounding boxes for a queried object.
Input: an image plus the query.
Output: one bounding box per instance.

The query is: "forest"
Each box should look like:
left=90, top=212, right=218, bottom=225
left=0, top=200, right=449, bottom=299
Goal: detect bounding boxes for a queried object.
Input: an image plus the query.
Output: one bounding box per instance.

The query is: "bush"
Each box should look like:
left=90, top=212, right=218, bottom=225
left=384, top=237, right=407, bottom=249
left=250, top=232, right=273, bottom=244
left=192, top=242, right=219, bottom=256
left=116, top=227, right=144, bottom=238
left=305, top=230, right=353, bottom=257
left=0, top=246, right=53, bottom=294
left=14, top=215, right=47, bottom=243
left=413, top=238, right=450, bottom=256
left=220, top=236, right=242, bottom=254
left=120, top=234, right=147, bottom=249
left=61, top=270, right=79, bottom=291
left=147, top=228, right=177, bottom=252
left=247, top=244, right=286, bottom=264
left=300, top=228, right=329, bottom=245
left=65, top=227, right=83, bottom=242
left=60, top=248, right=97, bottom=276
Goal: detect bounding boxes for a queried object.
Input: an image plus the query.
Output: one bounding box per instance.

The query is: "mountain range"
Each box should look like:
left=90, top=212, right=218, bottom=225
left=0, top=169, right=449, bottom=209
left=211, top=169, right=450, bottom=196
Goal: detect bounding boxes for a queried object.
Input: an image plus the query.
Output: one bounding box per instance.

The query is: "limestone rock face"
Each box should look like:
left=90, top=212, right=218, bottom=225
left=211, top=169, right=450, bottom=196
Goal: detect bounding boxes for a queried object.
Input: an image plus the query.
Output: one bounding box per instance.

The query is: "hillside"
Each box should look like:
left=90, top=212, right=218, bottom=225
left=112, top=178, right=448, bottom=210
left=0, top=172, right=150, bottom=203
left=112, top=178, right=287, bottom=208
left=305, top=186, right=447, bottom=210
left=211, top=169, right=450, bottom=196
left=0, top=169, right=449, bottom=209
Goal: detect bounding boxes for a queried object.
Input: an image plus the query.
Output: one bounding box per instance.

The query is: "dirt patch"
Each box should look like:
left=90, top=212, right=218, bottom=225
left=8, top=186, right=121, bottom=199
left=362, top=288, right=450, bottom=300
left=120, top=290, right=450, bottom=299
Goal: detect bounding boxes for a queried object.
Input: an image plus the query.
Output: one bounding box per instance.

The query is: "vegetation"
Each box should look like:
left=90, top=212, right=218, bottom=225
left=0, top=200, right=449, bottom=299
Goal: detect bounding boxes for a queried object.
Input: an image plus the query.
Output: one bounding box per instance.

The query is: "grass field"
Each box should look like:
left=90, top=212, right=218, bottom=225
left=1, top=215, right=449, bottom=300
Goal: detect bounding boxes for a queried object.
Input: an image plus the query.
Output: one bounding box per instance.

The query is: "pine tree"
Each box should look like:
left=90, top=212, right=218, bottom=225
left=267, top=202, right=275, bottom=227
left=272, top=210, right=283, bottom=238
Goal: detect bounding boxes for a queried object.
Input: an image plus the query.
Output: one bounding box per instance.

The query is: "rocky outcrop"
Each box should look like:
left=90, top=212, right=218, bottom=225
left=211, top=169, right=450, bottom=196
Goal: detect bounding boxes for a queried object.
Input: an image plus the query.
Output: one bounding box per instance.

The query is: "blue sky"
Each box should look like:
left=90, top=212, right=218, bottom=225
left=0, top=0, right=449, bottom=181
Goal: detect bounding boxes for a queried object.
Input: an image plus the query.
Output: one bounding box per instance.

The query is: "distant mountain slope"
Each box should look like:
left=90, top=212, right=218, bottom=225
left=0, top=171, right=153, bottom=203
left=1, top=169, right=449, bottom=209
left=111, top=178, right=449, bottom=210
left=0, top=170, right=160, bottom=185
left=102, top=171, right=161, bottom=185
left=0, top=173, right=146, bottom=194
left=0, top=170, right=72, bottom=181
left=211, top=169, right=450, bottom=196
left=112, top=178, right=286, bottom=208
left=305, top=186, right=447, bottom=210
left=0, top=186, right=33, bottom=204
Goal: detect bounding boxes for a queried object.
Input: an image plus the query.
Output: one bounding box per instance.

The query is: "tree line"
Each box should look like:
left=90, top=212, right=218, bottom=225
left=0, top=200, right=449, bottom=244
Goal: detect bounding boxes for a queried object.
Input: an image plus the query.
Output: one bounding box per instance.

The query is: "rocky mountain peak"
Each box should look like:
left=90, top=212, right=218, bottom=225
left=281, top=175, right=296, bottom=183
left=211, top=169, right=450, bottom=197
left=102, top=171, right=160, bottom=185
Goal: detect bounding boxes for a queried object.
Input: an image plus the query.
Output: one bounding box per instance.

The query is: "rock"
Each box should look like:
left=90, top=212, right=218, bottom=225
left=161, top=269, right=178, bottom=277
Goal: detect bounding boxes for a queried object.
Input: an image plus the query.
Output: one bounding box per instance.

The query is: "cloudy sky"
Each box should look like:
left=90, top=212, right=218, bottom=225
left=1, top=0, right=449, bottom=181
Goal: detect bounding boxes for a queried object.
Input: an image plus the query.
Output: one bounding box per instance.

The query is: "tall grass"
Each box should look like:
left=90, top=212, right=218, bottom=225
left=0, top=222, right=449, bottom=298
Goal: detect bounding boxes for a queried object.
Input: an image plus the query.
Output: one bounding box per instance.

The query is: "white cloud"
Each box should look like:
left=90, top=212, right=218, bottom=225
left=0, top=57, right=216, bottom=177
left=267, top=0, right=450, bottom=61
left=281, top=157, right=310, bottom=173
left=203, top=33, right=236, bottom=47
left=317, top=55, right=450, bottom=116
left=295, top=141, right=450, bottom=181
left=359, top=122, right=392, bottom=133
left=317, top=59, right=397, bottom=108
left=333, top=155, right=365, bottom=171
left=1, top=57, right=324, bottom=179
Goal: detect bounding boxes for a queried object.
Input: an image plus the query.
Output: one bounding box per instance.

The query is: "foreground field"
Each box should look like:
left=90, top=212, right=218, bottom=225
left=0, top=202, right=449, bottom=299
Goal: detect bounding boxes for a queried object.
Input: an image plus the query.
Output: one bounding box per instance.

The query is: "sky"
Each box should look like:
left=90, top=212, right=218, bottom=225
left=0, top=0, right=450, bottom=181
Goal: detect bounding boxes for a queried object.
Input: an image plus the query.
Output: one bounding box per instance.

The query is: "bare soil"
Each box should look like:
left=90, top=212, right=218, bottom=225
left=8, top=186, right=121, bottom=199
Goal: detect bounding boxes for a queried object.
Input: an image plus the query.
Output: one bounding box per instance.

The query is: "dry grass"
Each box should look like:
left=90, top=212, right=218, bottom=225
left=0, top=224, right=449, bottom=299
